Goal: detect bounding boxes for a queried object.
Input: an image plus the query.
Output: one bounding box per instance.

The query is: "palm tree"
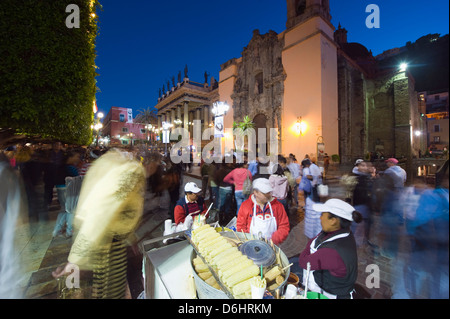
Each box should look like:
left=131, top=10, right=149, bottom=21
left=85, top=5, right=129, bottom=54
left=135, top=107, right=157, bottom=124
left=233, top=115, right=255, bottom=152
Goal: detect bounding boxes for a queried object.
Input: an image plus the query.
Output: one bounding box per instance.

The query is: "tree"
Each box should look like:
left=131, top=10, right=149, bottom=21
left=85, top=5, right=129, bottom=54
left=233, top=115, right=255, bottom=152
left=0, top=0, right=101, bottom=145
left=135, top=107, right=158, bottom=124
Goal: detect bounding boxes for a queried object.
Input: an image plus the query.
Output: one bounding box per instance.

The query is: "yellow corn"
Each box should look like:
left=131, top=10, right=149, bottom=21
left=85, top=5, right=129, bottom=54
left=192, top=224, right=211, bottom=236
left=193, top=229, right=217, bottom=244
left=220, top=258, right=254, bottom=281
left=198, top=271, right=213, bottom=281
left=231, top=277, right=254, bottom=296
left=211, top=247, right=239, bottom=265
left=205, top=275, right=218, bottom=287
left=194, top=263, right=210, bottom=273
left=225, top=264, right=260, bottom=287
left=197, top=235, right=224, bottom=252
left=275, top=275, right=284, bottom=285
left=214, top=251, right=244, bottom=268
left=202, top=238, right=227, bottom=255
left=264, top=266, right=281, bottom=282
left=218, top=254, right=249, bottom=273
left=268, top=282, right=280, bottom=291
left=208, top=242, right=232, bottom=259
left=193, top=256, right=204, bottom=266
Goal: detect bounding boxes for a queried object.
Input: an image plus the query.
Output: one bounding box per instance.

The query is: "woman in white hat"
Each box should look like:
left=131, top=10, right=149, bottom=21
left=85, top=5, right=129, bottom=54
left=297, top=198, right=363, bottom=299
left=236, top=178, right=290, bottom=245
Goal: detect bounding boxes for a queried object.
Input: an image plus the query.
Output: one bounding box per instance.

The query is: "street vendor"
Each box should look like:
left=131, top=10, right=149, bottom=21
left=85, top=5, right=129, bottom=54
left=174, top=182, right=206, bottom=224
left=236, top=178, right=290, bottom=245
left=297, top=198, right=363, bottom=299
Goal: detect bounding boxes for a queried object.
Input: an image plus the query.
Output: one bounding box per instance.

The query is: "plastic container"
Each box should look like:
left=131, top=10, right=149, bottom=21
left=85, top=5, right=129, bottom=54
left=307, top=291, right=329, bottom=299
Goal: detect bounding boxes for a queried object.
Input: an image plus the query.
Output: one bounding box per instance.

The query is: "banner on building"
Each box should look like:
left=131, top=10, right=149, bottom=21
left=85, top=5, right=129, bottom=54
left=214, top=116, right=224, bottom=138
left=127, top=108, right=133, bottom=123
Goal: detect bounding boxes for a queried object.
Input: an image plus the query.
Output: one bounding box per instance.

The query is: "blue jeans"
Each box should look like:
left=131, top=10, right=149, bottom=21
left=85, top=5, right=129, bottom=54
left=211, top=186, right=219, bottom=209
left=219, top=187, right=233, bottom=214
left=235, top=191, right=249, bottom=215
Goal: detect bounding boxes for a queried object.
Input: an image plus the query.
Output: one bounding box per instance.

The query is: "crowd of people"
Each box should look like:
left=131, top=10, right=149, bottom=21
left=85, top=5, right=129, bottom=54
left=1, top=141, right=448, bottom=299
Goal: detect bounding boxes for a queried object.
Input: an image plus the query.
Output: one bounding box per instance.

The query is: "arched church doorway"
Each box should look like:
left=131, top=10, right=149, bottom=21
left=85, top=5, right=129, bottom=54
left=253, top=113, right=267, bottom=152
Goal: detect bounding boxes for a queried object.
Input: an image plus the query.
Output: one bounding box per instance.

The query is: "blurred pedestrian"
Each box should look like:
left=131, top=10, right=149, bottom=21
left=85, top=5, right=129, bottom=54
left=0, top=153, right=28, bottom=298
left=301, top=159, right=322, bottom=239
left=403, top=160, right=449, bottom=299
left=351, top=160, right=376, bottom=248
left=223, top=161, right=253, bottom=215
left=52, top=149, right=146, bottom=299
left=269, top=164, right=289, bottom=215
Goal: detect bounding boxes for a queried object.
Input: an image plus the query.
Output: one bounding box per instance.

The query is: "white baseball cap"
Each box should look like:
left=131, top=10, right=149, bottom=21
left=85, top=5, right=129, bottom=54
left=252, top=178, right=273, bottom=194
left=184, top=182, right=202, bottom=194
left=312, top=199, right=355, bottom=221
left=354, top=159, right=364, bottom=165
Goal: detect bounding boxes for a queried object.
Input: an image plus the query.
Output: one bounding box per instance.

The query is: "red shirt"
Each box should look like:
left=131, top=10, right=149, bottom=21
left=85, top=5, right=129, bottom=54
left=236, top=196, right=290, bottom=245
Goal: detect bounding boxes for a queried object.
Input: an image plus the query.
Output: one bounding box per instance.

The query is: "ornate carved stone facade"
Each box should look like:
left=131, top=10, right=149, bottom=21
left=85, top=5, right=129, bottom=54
left=230, top=29, right=286, bottom=147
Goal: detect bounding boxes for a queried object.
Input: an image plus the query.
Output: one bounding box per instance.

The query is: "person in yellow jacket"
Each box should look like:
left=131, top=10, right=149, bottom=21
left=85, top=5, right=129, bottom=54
left=52, top=149, right=146, bottom=299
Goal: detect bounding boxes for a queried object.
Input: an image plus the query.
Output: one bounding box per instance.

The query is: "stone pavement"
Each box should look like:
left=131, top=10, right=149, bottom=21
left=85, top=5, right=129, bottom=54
left=19, top=164, right=416, bottom=299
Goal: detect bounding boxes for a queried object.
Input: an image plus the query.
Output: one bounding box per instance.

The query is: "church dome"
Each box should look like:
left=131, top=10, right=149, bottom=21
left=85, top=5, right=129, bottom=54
left=341, top=42, right=371, bottom=60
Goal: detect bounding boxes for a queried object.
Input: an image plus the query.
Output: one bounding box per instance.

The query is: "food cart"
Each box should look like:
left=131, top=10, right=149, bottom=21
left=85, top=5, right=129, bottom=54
left=141, top=228, right=292, bottom=299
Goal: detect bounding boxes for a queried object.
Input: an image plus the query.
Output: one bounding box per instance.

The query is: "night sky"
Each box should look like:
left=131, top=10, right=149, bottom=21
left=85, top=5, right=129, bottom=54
left=94, top=0, right=449, bottom=117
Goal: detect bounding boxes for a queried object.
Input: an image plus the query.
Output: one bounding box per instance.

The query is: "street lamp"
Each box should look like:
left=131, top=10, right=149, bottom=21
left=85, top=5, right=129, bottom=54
left=212, top=101, right=229, bottom=117
left=146, top=124, right=153, bottom=144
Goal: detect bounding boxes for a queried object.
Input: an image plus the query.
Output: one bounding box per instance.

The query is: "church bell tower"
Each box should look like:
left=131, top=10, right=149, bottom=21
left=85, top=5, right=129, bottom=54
left=281, top=0, right=339, bottom=159
left=286, top=0, right=331, bottom=29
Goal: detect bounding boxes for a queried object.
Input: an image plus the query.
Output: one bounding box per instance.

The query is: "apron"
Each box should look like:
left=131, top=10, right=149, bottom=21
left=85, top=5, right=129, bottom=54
left=302, top=232, right=352, bottom=299
left=249, top=200, right=277, bottom=241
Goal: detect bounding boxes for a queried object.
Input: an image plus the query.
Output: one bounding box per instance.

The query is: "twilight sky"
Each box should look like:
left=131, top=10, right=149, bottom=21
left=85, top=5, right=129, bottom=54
left=94, top=0, right=449, bottom=117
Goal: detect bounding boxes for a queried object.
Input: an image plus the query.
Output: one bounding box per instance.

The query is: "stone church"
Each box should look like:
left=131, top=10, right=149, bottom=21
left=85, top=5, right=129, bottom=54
left=155, top=0, right=424, bottom=167
left=218, top=0, right=424, bottom=165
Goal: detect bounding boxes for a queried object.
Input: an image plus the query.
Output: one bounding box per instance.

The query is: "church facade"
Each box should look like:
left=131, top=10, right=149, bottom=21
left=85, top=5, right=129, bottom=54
left=218, top=0, right=424, bottom=166
left=155, top=0, right=425, bottom=166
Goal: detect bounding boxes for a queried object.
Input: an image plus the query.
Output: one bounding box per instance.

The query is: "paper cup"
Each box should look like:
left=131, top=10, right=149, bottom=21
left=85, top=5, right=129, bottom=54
left=164, top=219, right=172, bottom=233
left=251, top=284, right=266, bottom=299
left=284, top=284, right=298, bottom=299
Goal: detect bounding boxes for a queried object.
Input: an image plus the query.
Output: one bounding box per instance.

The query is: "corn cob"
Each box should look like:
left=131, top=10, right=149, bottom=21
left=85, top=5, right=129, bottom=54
left=268, top=282, right=280, bottom=291
left=264, top=265, right=281, bottom=282
left=220, top=258, right=254, bottom=281
left=194, top=263, right=210, bottom=273
left=202, top=238, right=227, bottom=255
left=275, top=275, right=284, bottom=285
left=198, top=271, right=213, bottom=281
left=231, top=277, right=254, bottom=296
left=214, top=250, right=243, bottom=268
left=197, top=235, right=223, bottom=251
left=208, top=242, right=232, bottom=259
left=193, top=229, right=218, bottom=244
left=225, top=264, right=260, bottom=287
left=211, top=247, right=239, bottom=265
left=217, top=254, right=249, bottom=273
left=193, top=256, right=204, bottom=267
left=192, top=224, right=211, bottom=236
left=205, top=275, right=218, bottom=287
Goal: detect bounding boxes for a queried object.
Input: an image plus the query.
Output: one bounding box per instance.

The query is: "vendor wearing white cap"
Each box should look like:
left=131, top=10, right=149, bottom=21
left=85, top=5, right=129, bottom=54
left=236, top=178, right=290, bottom=245
left=174, top=182, right=206, bottom=225
left=297, top=199, right=363, bottom=299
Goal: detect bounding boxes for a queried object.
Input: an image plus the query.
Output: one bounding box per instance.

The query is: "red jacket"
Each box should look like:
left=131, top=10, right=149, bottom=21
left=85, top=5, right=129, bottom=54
left=236, top=196, right=290, bottom=245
